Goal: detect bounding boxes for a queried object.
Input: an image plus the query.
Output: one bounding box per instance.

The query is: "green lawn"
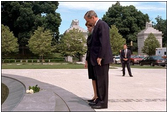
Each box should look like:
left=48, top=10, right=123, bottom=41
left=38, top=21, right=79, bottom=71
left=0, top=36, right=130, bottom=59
left=2, top=63, right=85, bottom=69
left=2, top=63, right=166, bottom=69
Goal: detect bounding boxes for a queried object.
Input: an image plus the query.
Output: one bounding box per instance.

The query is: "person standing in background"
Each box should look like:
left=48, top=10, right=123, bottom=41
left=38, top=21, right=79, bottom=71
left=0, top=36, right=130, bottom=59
left=121, top=44, right=133, bottom=77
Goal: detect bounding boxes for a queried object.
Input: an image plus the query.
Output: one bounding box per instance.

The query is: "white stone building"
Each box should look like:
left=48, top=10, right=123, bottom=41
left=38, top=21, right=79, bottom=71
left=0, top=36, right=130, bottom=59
left=65, top=19, right=87, bottom=35
left=64, top=19, right=88, bottom=62
left=137, top=22, right=163, bottom=55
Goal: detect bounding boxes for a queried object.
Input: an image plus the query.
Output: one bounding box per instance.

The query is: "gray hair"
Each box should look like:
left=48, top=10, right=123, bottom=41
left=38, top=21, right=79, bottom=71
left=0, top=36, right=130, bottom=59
left=84, top=10, right=98, bottom=19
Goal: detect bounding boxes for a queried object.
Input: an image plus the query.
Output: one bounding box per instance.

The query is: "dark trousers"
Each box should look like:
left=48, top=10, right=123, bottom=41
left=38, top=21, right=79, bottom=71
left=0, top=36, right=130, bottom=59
left=93, top=64, right=109, bottom=107
left=122, top=61, right=132, bottom=76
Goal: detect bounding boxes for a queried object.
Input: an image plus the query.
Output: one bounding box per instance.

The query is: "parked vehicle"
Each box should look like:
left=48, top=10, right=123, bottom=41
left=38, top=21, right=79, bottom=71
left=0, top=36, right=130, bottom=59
left=113, top=56, right=121, bottom=64
left=139, top=56, right=166, bottom=67
left=130, top=55, right=144, bottom=65
left=155, top=48, right=166, bottom=56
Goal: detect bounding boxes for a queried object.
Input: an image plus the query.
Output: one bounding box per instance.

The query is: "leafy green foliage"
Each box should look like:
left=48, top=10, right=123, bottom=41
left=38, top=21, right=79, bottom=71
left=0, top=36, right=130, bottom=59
left=57, top=28, right=87, bottom=58
left=29, top=85, right=40, bottom=93
left=110, top=25, right=126, bottom=55
left=142, top=33, right=160, bottom=56
left=153, top=16, right=167, bottom=47
left=1, top=24, right=19, bottom=56
left=1, top=1, right=61, bottom=53
left=102, top=2, right=149, bottom=51
left=28, top=27, right=54, bottom=60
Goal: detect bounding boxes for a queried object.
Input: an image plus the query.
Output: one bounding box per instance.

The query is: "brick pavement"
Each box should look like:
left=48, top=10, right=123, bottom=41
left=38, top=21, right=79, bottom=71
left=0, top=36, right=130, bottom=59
left=2, top=67, right=166, bottom=111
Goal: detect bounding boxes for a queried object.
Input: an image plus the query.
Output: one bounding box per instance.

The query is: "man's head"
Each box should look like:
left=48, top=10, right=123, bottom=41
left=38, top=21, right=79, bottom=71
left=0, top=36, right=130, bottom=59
left=123, top=44, right=127, bottom=50
left=84, top=10, right=98, bottom=26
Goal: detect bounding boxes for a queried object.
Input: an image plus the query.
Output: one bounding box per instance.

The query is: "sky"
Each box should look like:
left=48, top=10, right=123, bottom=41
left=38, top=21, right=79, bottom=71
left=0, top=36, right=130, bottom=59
left=56, top=1, right=167, bottom=34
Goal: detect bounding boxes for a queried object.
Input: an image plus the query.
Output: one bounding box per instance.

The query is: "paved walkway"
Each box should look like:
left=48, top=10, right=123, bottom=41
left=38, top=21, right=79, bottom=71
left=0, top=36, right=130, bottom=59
left=2, top=67, right=166, bottom=111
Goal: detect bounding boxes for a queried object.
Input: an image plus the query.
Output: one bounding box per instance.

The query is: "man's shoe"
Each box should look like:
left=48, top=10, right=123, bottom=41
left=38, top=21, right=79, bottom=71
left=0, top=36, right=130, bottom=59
left=91, top=105, right=107, bottom=109
left=122, top=75, right=125, bottom=76
left=89, top=102, right=96, bottom=106
left=130, top=75, right=133, bottom=77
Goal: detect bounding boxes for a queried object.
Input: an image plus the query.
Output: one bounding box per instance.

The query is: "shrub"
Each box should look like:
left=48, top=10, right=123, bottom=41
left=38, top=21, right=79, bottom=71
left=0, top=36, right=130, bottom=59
left=32, top=59, right=37, bottom=62
left=5, top=59, right=10, bottom=63
left=2, top=58, right=64, bottom=63
left=16, top=59, right=20, bottom=62
left=50, top=58, right=64, bottom=62
left=28, top=59, right=33, bottom=63
left=9, top=59, right=15, bottom=63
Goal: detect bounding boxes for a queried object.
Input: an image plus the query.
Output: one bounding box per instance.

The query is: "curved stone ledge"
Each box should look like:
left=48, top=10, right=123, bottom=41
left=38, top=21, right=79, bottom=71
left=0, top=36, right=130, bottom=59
left=2, top=74, right=94, bottom=112
left=2, top=76, right=26, bottom=111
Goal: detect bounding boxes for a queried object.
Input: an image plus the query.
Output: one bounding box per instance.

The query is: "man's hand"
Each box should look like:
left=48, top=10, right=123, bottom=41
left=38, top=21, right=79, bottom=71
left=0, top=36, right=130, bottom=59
left=97, top=58, right=102, bottom=66
left=85, top=61, right=88, bottom=68
left=123, top=58, right=128, bottom=61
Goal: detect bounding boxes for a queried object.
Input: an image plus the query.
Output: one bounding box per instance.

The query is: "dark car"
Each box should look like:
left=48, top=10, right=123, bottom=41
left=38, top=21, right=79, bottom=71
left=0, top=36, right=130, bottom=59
left=139, top=56, right=166, bottom=67
left=130, top=55, right=144, bottom=65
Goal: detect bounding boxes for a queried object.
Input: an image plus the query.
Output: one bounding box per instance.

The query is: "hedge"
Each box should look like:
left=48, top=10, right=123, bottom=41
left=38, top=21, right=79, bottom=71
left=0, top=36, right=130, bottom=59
left=2, top=58, right=65, bottom=63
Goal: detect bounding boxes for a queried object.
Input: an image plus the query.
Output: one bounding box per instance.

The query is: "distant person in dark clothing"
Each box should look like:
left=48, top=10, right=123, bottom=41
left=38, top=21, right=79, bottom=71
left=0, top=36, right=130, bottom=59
left=121, top=44, right=133, bottom=77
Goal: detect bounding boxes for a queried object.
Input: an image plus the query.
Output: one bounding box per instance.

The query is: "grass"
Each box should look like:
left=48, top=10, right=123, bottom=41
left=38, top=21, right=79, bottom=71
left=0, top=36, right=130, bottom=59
left=2, top=63, right=84, bottom=69
left=2, top=62, right=117, bottom=69
left=1, top=83, right=9, bottom=104
left=2, top=62, right=166, bottom=69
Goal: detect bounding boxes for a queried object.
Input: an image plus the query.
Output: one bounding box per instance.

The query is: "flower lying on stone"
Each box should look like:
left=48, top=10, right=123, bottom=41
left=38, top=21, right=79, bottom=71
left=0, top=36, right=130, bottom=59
left=26, top=89, right=34, bottom=94
left=26, top=85, right=40, bottom=94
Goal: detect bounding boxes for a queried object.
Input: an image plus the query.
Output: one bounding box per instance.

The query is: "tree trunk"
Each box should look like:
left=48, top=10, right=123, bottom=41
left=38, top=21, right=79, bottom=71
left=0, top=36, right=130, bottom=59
left=41, top=55, right=43, bottom=65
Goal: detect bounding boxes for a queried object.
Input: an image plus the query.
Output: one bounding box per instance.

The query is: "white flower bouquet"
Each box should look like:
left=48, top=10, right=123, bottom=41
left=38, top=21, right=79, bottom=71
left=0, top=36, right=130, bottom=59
left=26, top=85, right=40, bottom=94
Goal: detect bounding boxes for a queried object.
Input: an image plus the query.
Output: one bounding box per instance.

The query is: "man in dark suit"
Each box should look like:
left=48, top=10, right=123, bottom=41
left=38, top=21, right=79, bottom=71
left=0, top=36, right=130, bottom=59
left=121, top=44, right=133, bottom=77
left=84, top=10, right=113, bottom=109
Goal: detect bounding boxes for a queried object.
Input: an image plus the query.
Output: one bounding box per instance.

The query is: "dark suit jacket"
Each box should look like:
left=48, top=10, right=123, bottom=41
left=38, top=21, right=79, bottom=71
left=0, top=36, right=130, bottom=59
left=121, top=49, right=131, bottom=62
left=86, top=19, right=113, bottom=66
left=86, top=34, right=92, bottom=61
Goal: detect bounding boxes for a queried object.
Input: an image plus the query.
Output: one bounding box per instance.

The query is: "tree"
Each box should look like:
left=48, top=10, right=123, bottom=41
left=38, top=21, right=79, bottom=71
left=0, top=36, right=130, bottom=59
left=28, top=27, right=54, bottom=62
left=102, top=2, right=149, bottom=51
left=110, top=25, right=126, bottom=55
left=1, top=1, right=61, bottom=55
left=57, top=28, right=86, bottom=61
left=153, top=16, right=167, bottom=47
left=1, top=24, right=19, bottom=57
left=142, top=33, right=160, bottom=56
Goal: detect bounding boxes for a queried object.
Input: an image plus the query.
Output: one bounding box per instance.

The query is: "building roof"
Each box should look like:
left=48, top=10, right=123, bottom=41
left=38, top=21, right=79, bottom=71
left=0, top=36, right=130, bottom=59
left=65, top=19, right=87, bottom=33
left=138, top=22, right=162, bottom=36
